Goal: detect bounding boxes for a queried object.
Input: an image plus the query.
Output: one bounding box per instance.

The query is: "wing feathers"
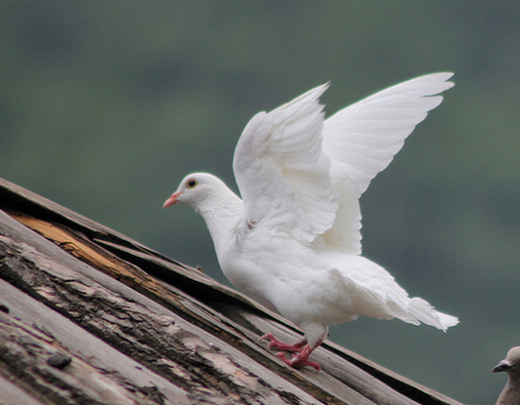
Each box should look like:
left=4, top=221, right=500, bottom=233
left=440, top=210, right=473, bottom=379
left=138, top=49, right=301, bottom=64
left=323, top=72, right=454, bottom=195
left=233, top=73, right=453, bottom=250
left=233, top=83, right=337, bottom=242
left=321, top=72, right=454, bottom=252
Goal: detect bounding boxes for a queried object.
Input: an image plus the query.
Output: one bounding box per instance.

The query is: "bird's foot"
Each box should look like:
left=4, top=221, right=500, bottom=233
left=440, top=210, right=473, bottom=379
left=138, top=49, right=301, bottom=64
left=262, top=334, right=321, bottom=371
left=261, top=333, right=306, bottom=353
left=275, top=350, right=321, bottom=372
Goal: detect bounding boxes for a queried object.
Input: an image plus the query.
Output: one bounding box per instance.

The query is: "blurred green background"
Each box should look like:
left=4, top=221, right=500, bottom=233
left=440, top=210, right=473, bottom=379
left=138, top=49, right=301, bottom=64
left=1, top=2, right=519, bottom=404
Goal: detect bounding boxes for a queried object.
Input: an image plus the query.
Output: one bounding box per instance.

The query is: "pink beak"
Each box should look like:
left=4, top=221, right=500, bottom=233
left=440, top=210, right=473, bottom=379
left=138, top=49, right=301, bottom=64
left=163, top=191, right=182, bottom=208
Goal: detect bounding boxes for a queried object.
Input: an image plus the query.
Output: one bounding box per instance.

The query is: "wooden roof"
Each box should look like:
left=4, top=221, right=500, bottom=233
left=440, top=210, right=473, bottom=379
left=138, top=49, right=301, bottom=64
left=0, top=178, right=464, bottom=405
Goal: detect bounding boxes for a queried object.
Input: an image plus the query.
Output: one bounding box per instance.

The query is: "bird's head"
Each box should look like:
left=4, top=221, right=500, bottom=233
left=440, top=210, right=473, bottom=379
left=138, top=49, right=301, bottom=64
left=163, top=173, right=232, bottom=213
left=492, top=346, right=520, bottom=375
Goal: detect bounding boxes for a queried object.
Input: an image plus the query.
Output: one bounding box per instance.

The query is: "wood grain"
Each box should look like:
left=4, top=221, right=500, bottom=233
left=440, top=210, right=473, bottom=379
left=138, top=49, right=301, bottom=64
left=0, top=177, right=464, bottom=405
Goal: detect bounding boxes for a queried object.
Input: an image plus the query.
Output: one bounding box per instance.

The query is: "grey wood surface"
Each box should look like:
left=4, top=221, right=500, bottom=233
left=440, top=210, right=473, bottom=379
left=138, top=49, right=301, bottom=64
left=0, top=178, right=464, bottom=405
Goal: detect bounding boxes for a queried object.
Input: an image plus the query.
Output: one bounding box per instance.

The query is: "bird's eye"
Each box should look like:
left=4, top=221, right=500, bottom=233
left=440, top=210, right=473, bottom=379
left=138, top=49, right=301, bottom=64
left=187, top=179, right=197, bottom=188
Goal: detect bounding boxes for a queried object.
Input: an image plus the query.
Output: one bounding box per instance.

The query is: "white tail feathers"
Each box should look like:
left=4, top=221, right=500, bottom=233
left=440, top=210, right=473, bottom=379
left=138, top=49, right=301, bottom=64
left=406, top=297, right=459, bottom=332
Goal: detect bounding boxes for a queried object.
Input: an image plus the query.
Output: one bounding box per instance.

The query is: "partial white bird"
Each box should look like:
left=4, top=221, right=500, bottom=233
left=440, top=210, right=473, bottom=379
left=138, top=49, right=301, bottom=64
left=493, top=346, right=520, bottom=405
left=163, top=73, right=459, bottom=371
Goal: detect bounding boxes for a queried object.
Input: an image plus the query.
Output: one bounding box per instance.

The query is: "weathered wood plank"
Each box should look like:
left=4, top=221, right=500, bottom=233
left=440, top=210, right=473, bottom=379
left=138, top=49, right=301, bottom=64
left=0, top=373, right=48, bottom=405
left=0, top=210, right=334, bottom=405
left=2, top=210, right=382, bottom=404
left=94, top=229, right=463, bottom=405
left=0, top=308, right=173, bottom=405
left=1, top=209, right=425, bottom=405
left=0, top=278, right=203, bottom=405
left=0, top=177, right=465, bottom=405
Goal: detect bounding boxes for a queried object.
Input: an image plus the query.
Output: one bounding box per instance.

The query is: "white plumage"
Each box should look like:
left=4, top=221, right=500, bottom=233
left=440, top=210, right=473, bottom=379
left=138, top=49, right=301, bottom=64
left=164, top=73, right=459, bottom=371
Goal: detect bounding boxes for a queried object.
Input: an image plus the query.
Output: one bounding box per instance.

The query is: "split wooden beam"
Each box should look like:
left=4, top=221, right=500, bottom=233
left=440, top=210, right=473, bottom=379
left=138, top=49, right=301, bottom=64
left=0, top=178, right=464, bottom=405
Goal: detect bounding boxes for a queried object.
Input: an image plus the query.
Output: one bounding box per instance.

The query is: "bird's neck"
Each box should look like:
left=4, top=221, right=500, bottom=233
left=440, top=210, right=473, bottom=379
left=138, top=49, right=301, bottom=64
left=195, top=189, right=243, bottom=256
left=496, top=376, right=520, bottom=405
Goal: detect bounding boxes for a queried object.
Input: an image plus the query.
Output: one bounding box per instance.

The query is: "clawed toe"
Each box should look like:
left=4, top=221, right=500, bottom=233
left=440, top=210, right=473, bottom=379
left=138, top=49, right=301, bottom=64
left=275, top=351, right=321, bottom=372
left=261, top=333, right=306, bottom=352
left=275, top=351, right=287, bottom=360
left=261, top=333, right=276, bottom=343
left=262, top=333, right=321, bottom=371
left=262, top=333, right=283, bottom=349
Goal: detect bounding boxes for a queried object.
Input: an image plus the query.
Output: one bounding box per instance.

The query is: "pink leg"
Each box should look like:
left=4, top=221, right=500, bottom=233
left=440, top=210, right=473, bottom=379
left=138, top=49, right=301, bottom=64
left=261, top=333, right=307, bottom=352
left=276, top=344, right=321, bottom=372
left=262, top=333, right=324, bottom=372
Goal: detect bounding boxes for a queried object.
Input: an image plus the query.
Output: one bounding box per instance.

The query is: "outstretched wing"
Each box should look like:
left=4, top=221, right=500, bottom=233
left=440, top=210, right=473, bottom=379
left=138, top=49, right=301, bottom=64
left=233, top=84, right=338, bottom=243
left=321, top=72, right=454, bottom=254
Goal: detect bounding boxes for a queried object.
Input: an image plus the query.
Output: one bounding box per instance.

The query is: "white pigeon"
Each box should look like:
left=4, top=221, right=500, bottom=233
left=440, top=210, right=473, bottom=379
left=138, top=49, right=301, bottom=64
left=163, top=73, right=459, bottom=371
